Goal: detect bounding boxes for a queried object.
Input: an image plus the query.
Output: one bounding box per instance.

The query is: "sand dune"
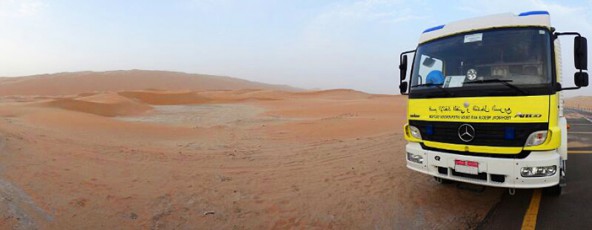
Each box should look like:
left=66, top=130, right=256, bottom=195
left=293, top=89, right=373, bottom=99
left=0, top=70, right=298, bottom=96
left=199, top=89, right=291, bottom=102
left=43, top=93, right=152, bottom=117
left=118, top=90, right=211, bottom=105
left=196, top=89, right=374, bottom=104
left=0, top=81, right=502, bottom=229
left=566, top=96, right=592, bottom=110
left=40, top=89, right=380, bottom=119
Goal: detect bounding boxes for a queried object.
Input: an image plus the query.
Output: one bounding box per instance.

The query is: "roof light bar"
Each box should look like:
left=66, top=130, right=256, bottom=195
left=423, top=25, right=445, bottom=33
left=518, top=10, right=550, bottom=17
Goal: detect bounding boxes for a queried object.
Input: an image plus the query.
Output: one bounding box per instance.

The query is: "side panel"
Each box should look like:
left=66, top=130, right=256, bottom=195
left=559, top=117, right=568, bottom=159
left=555, top=39, right=567, bottom=160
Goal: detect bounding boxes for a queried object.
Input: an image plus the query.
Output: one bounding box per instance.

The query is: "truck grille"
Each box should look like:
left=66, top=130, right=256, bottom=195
left=409, top=120, right=548, bottom=147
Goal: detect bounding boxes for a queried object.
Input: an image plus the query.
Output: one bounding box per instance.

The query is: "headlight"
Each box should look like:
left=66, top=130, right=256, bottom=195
left=520, top=165, right=557, bottom=177
left=525, top=130, right=547, bottom=146
left=407, top=152, right=424, bottom=164
left=408, top=125, right=422, bottom=140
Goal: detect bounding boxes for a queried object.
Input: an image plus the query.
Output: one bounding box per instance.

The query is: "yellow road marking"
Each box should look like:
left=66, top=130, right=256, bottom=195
left=521, top=189, right=542, bottom=230
left=569, top=150, right=592, bottom=154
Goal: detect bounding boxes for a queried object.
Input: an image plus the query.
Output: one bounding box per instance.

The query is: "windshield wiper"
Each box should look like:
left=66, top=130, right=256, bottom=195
left=464, top=79, right=528, bottom=95
left=411, top=83, right=453, bottom=96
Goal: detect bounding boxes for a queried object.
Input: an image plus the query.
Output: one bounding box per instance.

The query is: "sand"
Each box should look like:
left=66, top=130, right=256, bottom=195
left=0, top=71, right=511, bottom=229
left=0, top=85, right=505, bottom=229
left=565, top=96, right=592, bottom=111
left=0, top=70, right=297, bottom=96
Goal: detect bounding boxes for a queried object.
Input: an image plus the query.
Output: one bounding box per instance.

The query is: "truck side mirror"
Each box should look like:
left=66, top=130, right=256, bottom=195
left=399, top=54, right=409, bottom=94
left=399, top=55, right=408, bottom=81
left=399, top=82, right=408, bottom=94
left=575, top=72, right=589, bottom=87
left=399, top=50, right=415, bottom=95
left=574, top=36, right=588, bottom=70
left=555, top=32, right=588, bottom=90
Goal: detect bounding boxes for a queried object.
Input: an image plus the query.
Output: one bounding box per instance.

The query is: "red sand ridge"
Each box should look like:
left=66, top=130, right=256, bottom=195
left=0, top=70, right=298, bottom=96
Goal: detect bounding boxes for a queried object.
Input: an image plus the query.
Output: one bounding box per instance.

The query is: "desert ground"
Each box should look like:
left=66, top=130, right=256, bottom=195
left=565, top=95, right=592, bottom=111
left=0, top=71, right=506, bottom=229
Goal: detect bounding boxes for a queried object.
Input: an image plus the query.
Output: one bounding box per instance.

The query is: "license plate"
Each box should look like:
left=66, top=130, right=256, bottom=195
left=455, top=160, right=479, bottom=175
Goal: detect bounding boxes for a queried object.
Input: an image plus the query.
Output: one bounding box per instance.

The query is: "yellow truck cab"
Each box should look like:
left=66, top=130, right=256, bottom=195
left=398, top=11, right=589, bottom=195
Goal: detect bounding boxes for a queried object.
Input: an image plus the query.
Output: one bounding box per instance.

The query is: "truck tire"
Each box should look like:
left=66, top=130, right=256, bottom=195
left=543, top=184, right=562, bottom=196
left=434, top=176, right=453, bottom=184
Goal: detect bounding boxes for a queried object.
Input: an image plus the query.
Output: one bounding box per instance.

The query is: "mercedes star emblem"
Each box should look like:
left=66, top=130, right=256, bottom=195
left=458, top=124, right=475, bottom=142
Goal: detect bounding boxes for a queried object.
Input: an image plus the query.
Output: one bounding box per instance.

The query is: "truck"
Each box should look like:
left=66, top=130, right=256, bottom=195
left=398, top=11, right=589, bottom=195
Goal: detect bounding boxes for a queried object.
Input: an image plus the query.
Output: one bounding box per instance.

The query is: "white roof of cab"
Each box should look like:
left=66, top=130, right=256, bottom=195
left=419, top=11, right=551, bottom=44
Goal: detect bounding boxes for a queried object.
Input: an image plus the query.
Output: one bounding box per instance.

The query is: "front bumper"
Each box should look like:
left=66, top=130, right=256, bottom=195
left=406, top=142, right=560, bottom=188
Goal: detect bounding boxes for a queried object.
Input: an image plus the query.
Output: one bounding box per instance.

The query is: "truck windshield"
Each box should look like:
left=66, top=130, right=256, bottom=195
left=409, top=28, right=553, bottom=98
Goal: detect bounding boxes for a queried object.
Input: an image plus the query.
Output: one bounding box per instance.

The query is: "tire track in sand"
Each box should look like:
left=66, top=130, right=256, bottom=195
left=0, top=179, right=54, bottom=229
left=0, top=136, right=54, bottom=229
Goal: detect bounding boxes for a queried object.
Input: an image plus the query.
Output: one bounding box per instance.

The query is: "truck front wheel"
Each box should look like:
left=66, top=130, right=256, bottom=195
left=543, top=184, right=562, bottom=196
left=434, top=176, right=453, bottom=184
left=543, top=161, right=566, bottom=196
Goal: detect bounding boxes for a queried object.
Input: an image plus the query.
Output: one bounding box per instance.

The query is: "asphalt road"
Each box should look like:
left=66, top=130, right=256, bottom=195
left=478, top=109, right=592, bottom=230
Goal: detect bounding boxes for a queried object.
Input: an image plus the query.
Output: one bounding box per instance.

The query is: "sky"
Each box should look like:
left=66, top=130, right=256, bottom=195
left=1, top=0, right=592, bottom=96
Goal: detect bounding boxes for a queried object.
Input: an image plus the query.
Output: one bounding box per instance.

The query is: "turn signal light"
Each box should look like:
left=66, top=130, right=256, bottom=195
left=525, top=131, right=548, bottom=146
